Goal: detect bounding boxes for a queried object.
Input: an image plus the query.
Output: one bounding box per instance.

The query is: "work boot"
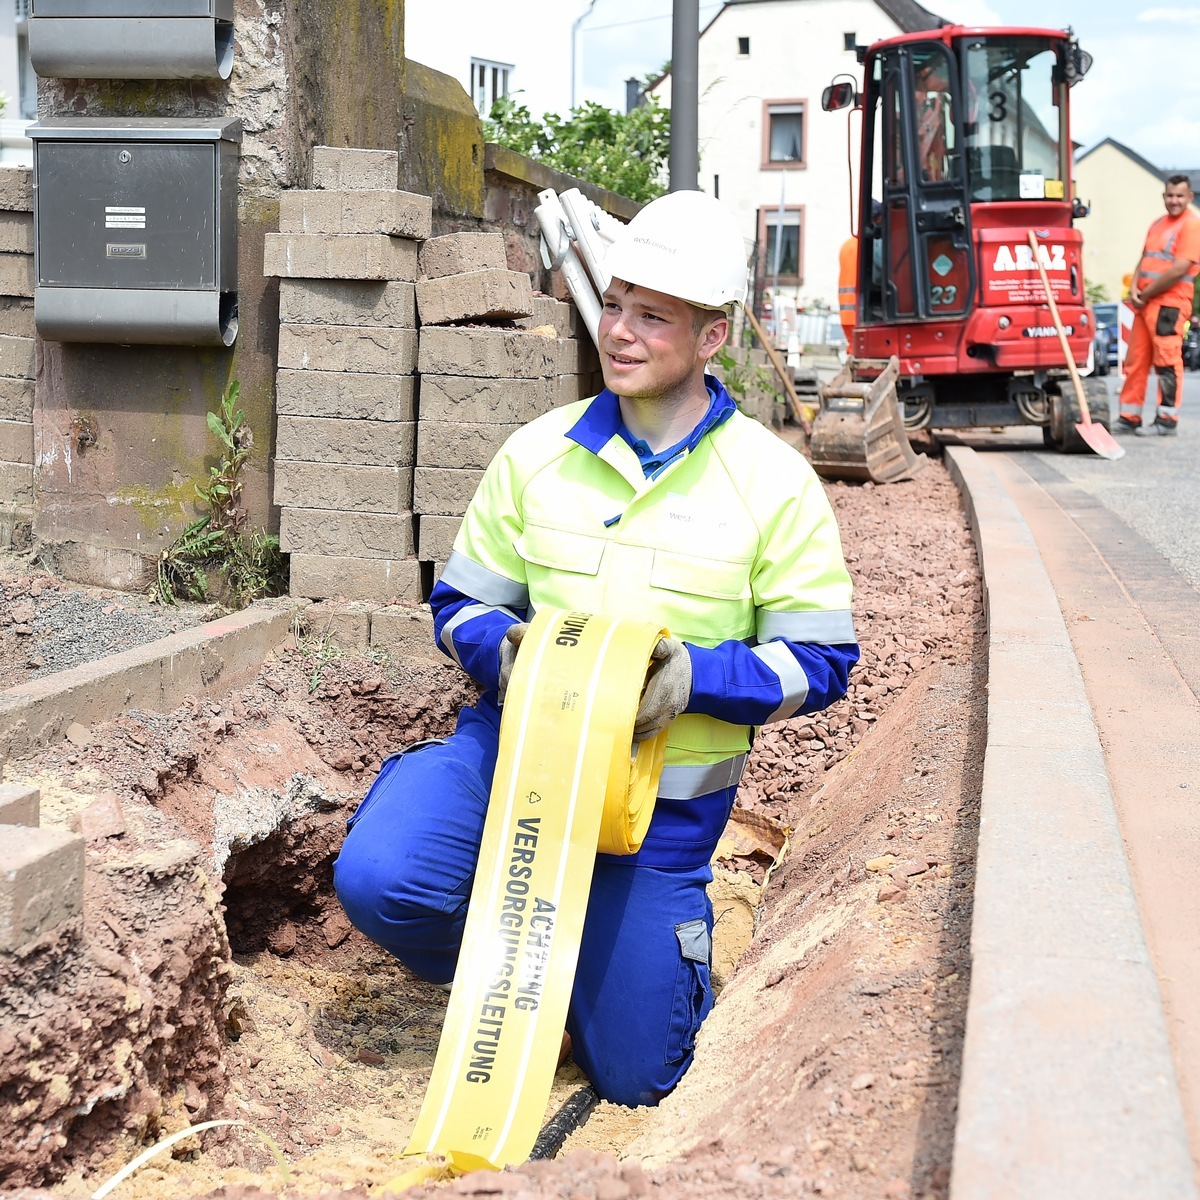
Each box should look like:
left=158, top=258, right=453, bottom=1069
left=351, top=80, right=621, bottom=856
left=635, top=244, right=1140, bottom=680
left=1115, top=416, right=1141, bottom=435
left=1152, top=416, right=1178, bottom=436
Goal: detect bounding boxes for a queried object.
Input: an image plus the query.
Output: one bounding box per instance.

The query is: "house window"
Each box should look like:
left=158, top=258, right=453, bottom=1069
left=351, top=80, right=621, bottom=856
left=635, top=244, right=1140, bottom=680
left=762, top=101, right=806, bottom=168
left=738, top=36, right=750, bottom=55
left=844, top=32, right=857, bottom=52
left=758, top=206, right=803, bottom=283
left=469, top=57, right=513, bottom=117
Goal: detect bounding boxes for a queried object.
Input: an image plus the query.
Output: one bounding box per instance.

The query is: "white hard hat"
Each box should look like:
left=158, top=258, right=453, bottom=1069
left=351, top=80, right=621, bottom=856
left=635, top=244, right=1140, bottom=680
left=605, top=190, right=748, bottom=311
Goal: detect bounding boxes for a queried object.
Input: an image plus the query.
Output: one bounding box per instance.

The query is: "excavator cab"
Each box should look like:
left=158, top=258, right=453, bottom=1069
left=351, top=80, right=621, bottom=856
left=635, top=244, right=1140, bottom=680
left=812, top=27, right=1104, bottom=480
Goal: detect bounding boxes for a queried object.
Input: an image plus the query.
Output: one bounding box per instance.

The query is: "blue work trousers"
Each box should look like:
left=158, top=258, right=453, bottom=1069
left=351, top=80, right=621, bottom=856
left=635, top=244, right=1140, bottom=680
left=333, top=697, right=734, bottom=1108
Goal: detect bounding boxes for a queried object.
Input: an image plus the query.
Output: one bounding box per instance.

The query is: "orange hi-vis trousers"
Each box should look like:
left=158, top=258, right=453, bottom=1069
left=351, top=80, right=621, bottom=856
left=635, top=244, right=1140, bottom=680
left=1118, top=299, right=1185, bottom=427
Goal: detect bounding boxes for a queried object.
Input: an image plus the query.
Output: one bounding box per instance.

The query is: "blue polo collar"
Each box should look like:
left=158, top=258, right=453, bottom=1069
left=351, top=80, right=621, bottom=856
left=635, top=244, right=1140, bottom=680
left=565, top=374, right=737, bottom=457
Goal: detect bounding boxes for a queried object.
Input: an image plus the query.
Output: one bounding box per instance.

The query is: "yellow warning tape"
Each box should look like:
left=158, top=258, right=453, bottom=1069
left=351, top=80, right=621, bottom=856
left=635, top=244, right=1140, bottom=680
left=397, top=608, right=668, bottom=1178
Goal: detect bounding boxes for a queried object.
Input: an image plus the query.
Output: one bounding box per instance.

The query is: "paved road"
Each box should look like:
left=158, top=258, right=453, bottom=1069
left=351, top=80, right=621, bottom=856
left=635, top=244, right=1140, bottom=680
left=949, top=380, right=1200, bottom=1182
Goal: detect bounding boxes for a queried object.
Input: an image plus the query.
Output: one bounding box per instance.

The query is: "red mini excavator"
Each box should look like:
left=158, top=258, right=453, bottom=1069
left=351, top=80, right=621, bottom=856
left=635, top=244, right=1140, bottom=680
left=814, top=24, right=1108, bottom=481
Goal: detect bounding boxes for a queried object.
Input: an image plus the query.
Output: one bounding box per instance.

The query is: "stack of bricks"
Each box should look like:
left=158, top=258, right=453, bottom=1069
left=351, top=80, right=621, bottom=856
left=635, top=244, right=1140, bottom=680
left=0, top=167, right=35, bottom=545
left=414, top=231, right=601, bottom=580
left=264, top=146, right=432, bottom=602
left=0, top=784, right=84, bottom=954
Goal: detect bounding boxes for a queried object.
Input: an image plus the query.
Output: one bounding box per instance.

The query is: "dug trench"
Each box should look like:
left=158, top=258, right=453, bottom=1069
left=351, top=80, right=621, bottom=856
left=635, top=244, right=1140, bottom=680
left=1, top=459, right=984, bottom=1200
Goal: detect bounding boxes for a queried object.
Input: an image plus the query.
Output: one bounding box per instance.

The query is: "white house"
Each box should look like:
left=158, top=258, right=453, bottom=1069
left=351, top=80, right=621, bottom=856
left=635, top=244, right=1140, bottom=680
left=650, top=0, right=944, bottom=331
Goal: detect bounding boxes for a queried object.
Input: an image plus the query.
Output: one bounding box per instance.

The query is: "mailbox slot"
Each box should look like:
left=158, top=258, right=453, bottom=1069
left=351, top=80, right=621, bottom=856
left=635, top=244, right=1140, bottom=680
left=29, top=1, right=234, bottom=80
left=30, top=117, right=241, bottom=347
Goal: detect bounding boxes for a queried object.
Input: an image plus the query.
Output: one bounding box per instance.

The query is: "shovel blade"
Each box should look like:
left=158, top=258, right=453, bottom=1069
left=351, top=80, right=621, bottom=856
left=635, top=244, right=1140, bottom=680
left=1076, top=420, right=1125, bottom=461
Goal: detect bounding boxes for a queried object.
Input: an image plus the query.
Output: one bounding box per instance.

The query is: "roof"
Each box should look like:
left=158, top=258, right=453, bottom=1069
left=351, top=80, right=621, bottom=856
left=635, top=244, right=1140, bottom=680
left=1164, top=168, right=1199, bottom=186
left=1076, top=137, right=1165, bottom=181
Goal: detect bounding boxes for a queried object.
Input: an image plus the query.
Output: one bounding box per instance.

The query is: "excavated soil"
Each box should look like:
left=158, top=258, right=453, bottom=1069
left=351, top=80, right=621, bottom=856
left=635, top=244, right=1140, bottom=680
left=0, top=457, right=984, bottom=1200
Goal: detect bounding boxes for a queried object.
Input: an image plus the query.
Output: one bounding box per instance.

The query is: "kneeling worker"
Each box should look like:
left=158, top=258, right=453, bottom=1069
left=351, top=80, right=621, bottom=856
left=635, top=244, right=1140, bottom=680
left=334, top=191, right=860, bottom=1107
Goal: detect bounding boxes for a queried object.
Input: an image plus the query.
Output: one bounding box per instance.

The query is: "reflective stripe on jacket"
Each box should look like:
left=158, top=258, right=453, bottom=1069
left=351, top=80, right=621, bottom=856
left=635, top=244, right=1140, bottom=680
left=432, top=377, right=858, bottom=781
left=1136, top=211, right=1200, bottom=308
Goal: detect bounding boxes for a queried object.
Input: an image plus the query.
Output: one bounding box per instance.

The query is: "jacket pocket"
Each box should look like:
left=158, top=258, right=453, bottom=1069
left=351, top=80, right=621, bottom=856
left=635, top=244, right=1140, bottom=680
left=1157, top=306, right=1181, bottom=337
left=650, top=548, right=751, bottom=600
left=515, top=522, right=605, bottom=576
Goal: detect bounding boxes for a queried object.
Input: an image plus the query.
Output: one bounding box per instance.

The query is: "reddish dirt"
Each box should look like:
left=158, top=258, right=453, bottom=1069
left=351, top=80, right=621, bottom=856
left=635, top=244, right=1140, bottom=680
left=0, top=457, right=984, bottom=1200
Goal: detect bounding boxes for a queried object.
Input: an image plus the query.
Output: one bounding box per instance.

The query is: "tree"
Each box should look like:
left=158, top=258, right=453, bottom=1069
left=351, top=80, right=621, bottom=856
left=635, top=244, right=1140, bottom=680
left=484, top=96, right=671, bottom=204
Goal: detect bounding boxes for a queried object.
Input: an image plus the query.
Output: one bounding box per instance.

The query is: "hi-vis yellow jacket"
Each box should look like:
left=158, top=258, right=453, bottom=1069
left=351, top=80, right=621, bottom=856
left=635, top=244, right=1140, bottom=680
left=432, top=380, right=858, bottom=804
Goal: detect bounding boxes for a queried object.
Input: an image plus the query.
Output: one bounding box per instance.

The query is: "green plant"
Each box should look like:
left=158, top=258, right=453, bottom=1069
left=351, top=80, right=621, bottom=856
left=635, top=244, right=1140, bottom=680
left=153, top=380, right=287, bottom=608
left=1085, top=280, right=1110, bottom=305
left=484, top=96, right=671, bottom=203
left=711, top=345, right=781, bottom=413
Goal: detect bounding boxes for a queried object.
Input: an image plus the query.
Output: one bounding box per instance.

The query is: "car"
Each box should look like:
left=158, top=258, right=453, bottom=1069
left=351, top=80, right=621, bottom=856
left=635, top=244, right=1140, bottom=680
left=1091, top=302, right=1119, bottom=375
left=1185, top=320, right=1200, bottom=372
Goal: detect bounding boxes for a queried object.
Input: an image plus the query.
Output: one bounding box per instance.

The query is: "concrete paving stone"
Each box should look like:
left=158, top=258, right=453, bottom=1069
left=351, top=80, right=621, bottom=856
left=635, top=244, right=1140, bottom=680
left=418, top=327, right=558, bottom=379
left=279, top=189, right=432, bottom=239
left=415, top=268, right=534, bottom=325
left=0, top=825, right=84, bottom=952
left=369, top=604, right=441, bottom=660
left=273, top=461, right=413, bottom=514
left=416, top=420, right=517, bottom=470
left=289, top=553, right=423, bottom=603
left=302, top=601, right=373, bottom=651
left=985, top=641, right=1097, bottom=751
left=278, top=279, right=416, bottom=328
left=0, top=298, right=35, bottom=341
left=0, top=254, right=33, bottom=300
left=0, top=333, right=34, bottom=379
left=75, top=791, right=126, bottom=841
left=0, top=212, right=32, bottom=254
left=0, top=418, right=32, bottom=465
left=0, top=461, right=33, bottom=506
left=264, top=232, right=418, bottom=282
left=955, top=952, right=1195, bottom=1200
left=417, top=514, right=462, bottom=562
left=418, top=231, right=507, bottom=279
left=276, top=369, right=415, bottom=422
left=278, top=324, right=418, bottom=375
left=413, top=466, right=484, bottom=517
left=0, top=783, right=38, bottom=827
left=517, top=294, right=579, bottom=338
left=0, top=166, right=32, bottom=212
left=279, top=507, right=416, bottom=559
left=555, top=336, right=600, bottom=375
left=555, top=374, right=596, bottom=406
left=276, top=414, right=416, bottom=468
left=417, top=374, right=557, bottom=424
left=311, top=145, right=399, bottom=191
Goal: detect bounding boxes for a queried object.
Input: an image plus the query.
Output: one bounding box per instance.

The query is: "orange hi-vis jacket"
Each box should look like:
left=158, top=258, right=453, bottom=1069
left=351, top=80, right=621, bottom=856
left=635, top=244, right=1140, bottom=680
left=1135, top=209, right=1200, bottom=309
left=838, top=236, right=858, bottom=337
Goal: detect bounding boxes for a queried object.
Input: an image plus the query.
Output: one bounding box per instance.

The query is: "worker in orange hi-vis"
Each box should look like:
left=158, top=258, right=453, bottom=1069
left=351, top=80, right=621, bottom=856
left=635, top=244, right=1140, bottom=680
left=837, top=234, right=857, bottom=343
left=1116, top=174, right=1200, bottom=436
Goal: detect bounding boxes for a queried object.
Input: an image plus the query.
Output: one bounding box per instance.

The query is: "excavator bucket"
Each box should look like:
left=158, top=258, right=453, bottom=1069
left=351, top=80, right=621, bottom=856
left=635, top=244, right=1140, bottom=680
left=809, top=357, right=925, bottom=484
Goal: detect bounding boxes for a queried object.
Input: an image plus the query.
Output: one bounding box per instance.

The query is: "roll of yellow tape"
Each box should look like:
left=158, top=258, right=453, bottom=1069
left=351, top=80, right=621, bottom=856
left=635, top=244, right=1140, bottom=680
left=400, top=608, right=668, bottom=1176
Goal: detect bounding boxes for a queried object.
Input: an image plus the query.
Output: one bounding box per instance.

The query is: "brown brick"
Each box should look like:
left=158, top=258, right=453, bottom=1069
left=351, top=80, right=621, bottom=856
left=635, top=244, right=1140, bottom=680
left=0, top=783, right=38, bottom=827
left=0, top=298, right=34, bottom=340
left=518, top=294, right=580, bottom=337
left=0, top=462, right=32, bottom=507
left=289, top=554, right=423, bottom=603
left=417, top=375, right=557, bottom=424
left=0, top=419, right=32, bottom=465
left=277, top=415, right=415, bottom=467
left=311, top=146, right=398, bottom=191
left=369, top=605, right=440, bottom=660
left=279, top=508, right=416, bottom=559
left=417, top=420, right=516, bottom=470
left=263, top=233, right=418, bottom=281
left=274, top=461, right=413, bottom=514
left=0, top=825, right=84, bottom=952
left=418, top=231, right=507, bottom=279
left=417, top=514, right=462, bottom=562
left=418, top=327, right=558, bottom=379
left=0, top=213, right=32, bottom=255
left=555, top=374, right=597, bottom=406
left=276, top=369, right=415, bottom=422
left=303, top=601, right=373, bottom=651
left=279, top=190, right=432, bottom=240
left=0, top=168, right=32, bottom=212
left=0, top=376, right=33, bottom=422
left=0, top=254, right=32, bottom=299
left=0, top=335, right=33, bottom=380
left=413, top=466, right=484, bottom=516
left=555, top=336, right=600, bottom=375
left=416, top=269, right=534, bottom=325
left=279, top=279, right=416, bottom=328
left=278, top=324, right=418, bottom=375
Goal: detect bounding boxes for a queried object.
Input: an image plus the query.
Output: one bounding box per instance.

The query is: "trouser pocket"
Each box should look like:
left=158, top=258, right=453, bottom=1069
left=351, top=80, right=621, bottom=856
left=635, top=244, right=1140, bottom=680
left=345, top=738, right=446, bottom=831
left=665, top=917, right=712, bottom=1064
left=1156, top=306, right=1181, bottom=337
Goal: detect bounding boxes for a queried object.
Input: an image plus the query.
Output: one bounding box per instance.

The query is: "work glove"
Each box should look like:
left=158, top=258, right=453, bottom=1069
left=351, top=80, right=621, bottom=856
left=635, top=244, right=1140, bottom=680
left=497, top=622, right=529, bottom=704
left=633, top=636, right=692, bottom=742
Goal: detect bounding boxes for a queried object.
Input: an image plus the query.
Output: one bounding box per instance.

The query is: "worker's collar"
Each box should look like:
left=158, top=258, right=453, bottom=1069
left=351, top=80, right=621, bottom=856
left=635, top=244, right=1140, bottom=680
left=566, top=374, right=737, bottom=457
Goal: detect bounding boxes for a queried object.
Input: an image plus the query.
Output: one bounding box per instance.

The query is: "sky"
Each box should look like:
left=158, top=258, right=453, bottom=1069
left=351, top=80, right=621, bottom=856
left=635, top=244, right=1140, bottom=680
left=574, top=0, right=1200, bottom=170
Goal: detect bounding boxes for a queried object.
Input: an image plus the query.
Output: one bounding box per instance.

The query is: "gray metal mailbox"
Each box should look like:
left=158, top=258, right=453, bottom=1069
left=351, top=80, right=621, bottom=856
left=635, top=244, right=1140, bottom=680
left=29, top=117, right=241, bottom=347
left=29, top=1, right=234, bottom=81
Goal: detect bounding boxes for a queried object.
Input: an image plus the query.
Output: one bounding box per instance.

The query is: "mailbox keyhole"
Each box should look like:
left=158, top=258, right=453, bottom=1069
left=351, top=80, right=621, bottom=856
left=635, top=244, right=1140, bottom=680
left=118, top=150, right=132, bottom=165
